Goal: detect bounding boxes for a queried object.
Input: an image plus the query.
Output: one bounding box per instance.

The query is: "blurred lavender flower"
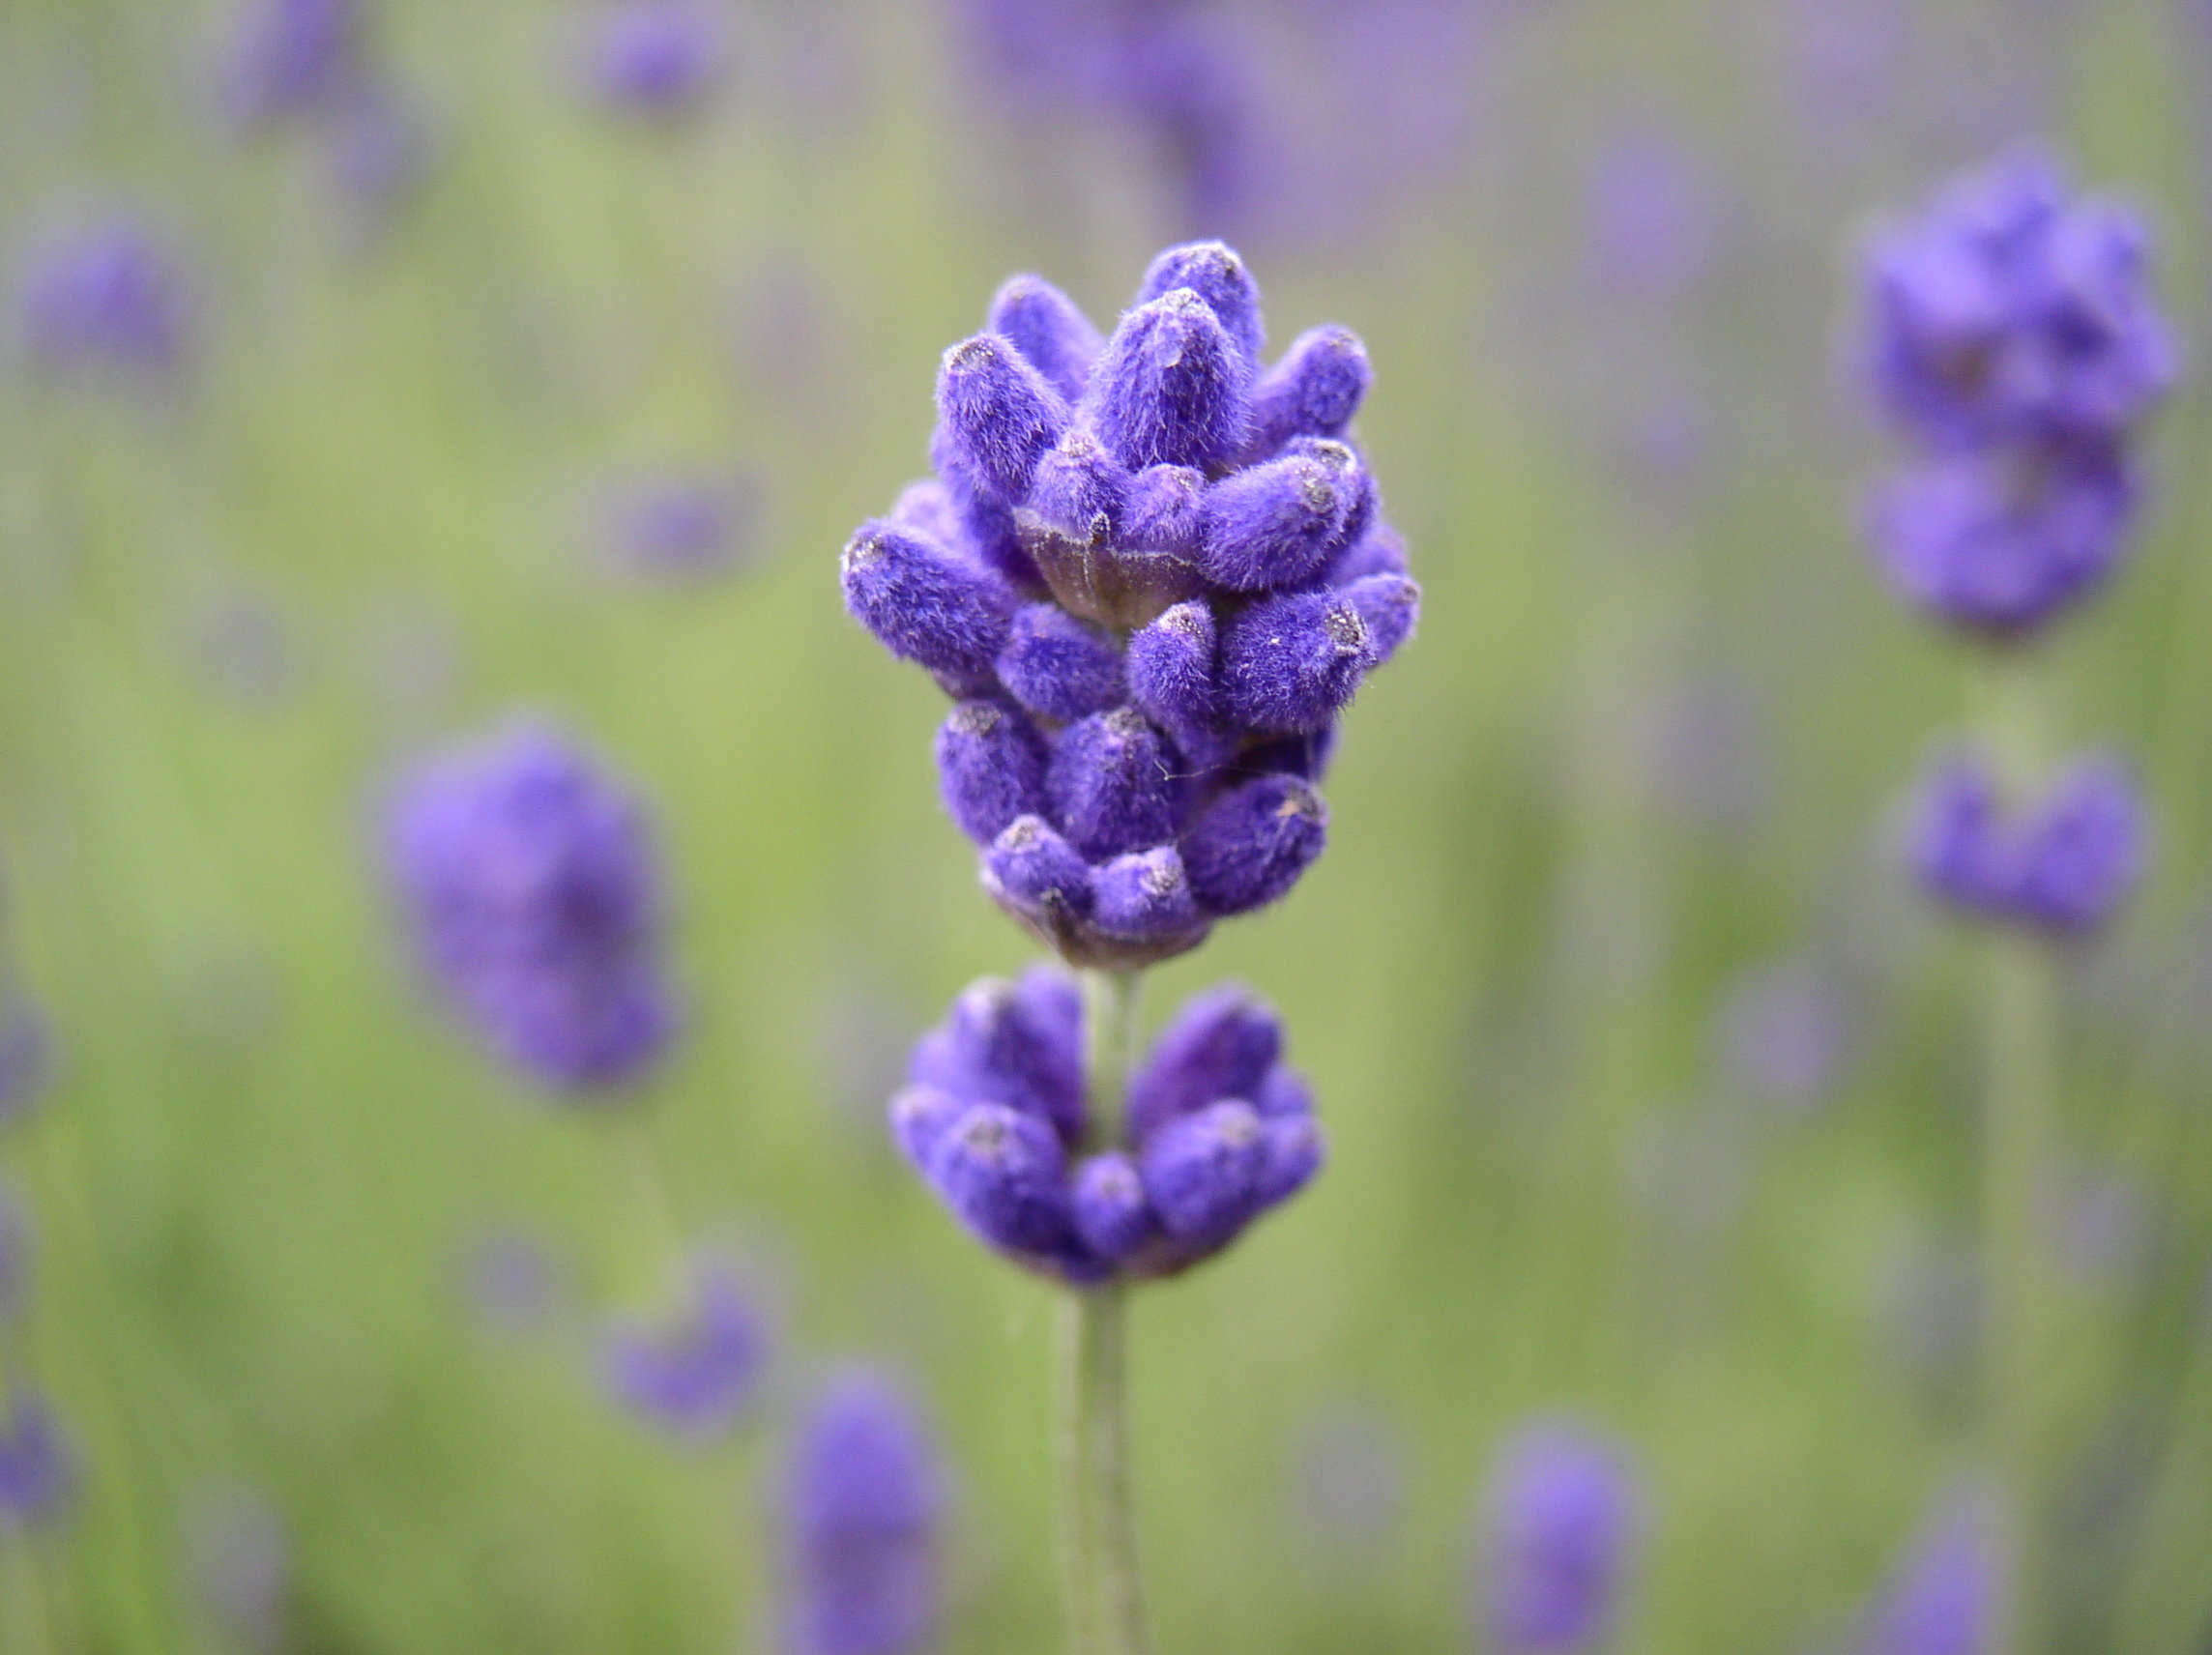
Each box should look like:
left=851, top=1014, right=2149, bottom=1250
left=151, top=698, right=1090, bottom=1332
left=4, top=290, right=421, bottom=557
left=890, top=971, right=1324, bottom=1283
left=220, top=0, right=364, bottom=127
left=1859, top=153, right=2173, bottom=638
left=595, top=473, right=764, bottom=584
left=577, top=0, right=730, bottom=117
left=1716, top=954, right=1857, bottom=1112
left=186, top=1484, right=291, bottom=1652
left=0, top=1397, right=73, bottom=1528
left=839, top=242, right=1413, bottom=969
left=781, top=1369, right=945, bottom=1655
left=18, top=219, right=190, bottom=380
left=1290, top=1404, right=1405, bottom=1559
left=1473, top=1420, right=1640, bottom=1654
left=0, top=995, right=52, bottom=1127
left=382, top=720, right=679, bottom=1095
left=602, top=1260, right=771, bottom=1441
left=1855, top=1483, right=2004, bottom=1655
left=1909, top=748, right=2145, bottom=935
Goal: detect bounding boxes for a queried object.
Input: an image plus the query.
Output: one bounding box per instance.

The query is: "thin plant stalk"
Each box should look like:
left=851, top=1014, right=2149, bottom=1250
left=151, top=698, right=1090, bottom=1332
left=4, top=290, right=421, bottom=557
left=1055, top=970, right=1150, bottom=1655
left=1972, top=646, right=2059, bottom=1655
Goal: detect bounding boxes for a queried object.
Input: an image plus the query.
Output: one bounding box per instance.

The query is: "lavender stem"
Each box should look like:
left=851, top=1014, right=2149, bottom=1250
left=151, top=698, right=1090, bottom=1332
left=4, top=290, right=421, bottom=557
left=1056, top=970, right=1150, bottom=1655
left=1972, top=646, right=2058, bottom=1655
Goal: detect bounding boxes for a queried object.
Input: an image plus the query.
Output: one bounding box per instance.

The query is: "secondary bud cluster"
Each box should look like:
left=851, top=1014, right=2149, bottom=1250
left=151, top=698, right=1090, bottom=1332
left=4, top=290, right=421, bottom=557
left=1862, top=153, right=2172, bottom=637
left=841, top=241, right=1417, bottom=968
left=889, top=971, right=1323, bottom=1284
left=1910, top=749, right=2144, bottom=934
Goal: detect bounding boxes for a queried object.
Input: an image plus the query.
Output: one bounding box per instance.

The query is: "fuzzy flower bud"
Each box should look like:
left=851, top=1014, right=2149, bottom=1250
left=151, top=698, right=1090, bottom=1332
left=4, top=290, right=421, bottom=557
left=840, top=520, right=1015, bottom=691
left=1046, top=710, right=1185, bottom=862
left=936, top=334, right=1071, bottom=505
left=988, top=273, right=1103, bottom=404
left=934, top=700, right=1048, bottom=845
left=1180, top=772, right=1328, bottom=916
left=995, top=604, right=1124, bottom=723
left=1084, top=287, right=1253, bottom=473
left=1217, top=590, right=1373, bottom=734
left=1246, top=325, right=1370, bottom=457
left=1134, top=240, right=1265, bottom=364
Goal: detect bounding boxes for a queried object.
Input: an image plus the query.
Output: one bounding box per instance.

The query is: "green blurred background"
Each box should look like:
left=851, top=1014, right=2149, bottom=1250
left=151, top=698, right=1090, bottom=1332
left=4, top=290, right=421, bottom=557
left=4, top=0, right=2212, bottom=1648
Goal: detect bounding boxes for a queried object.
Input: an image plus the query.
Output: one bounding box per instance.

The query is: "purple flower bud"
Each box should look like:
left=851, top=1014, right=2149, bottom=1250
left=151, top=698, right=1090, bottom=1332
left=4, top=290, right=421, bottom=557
left=1083, top=288, right=1253, bottom=473
left=1027, top=429, right=1129, bottom=543
left=1139, top=1098, right=1270, bottom=1247
left=926, top=1102, right=1075, bottom=1256
left=908, top=969, right=1085, bottom=1145
left=781, top=1370, right=945, bottom=1655
left=1475, top=1421, right=1640, bottom=1654
left=1090, top=847, right=1202, bottom=941
left=1910, top=749, right=2145, bottom=934
left=1256, top=1060, right=1312, bottom=1118
left=1246, top=325, right=1370, bottom=457
left=1197, top=454, right=1348, bottom=592
left=1283, top=437, right=1376, bottom=550
left=1121, top=463, right=1208, bottom=557
left=601, top=1261, right=770, bottom=1441
left=936, top=334, right=1070, bottom=505
left=1217, top=590, right=1372, bottom=734
left=19, top=219, right=190, bottom=379
left=1180, top=772, right=1327, bottom=916
left=1127, top=981, right=1282, bottom=1141
left=1340, top=572, right=1420, bottom=670
left=982, top=815, right=1093, bottom=926
left=988, top=273, right=1103, bottom=404
left=1867, top=446, right=2136, bottom=637
left=1134, top=241, right=1265, bottom=364
left=1865, top=152, right=2172, bottom=450
left=934, top=700, right=1048, bottom=845
left=925, top=428, right=1037, bottom=590
left=1072, top=1152, right=1155, bottom=1263
left=840, top=519, right=1015, bottom=691
left=579, top=0, right=728, bottom=115
left=995, top=605, right=1124, bottom=724
left=0, top=1396, right=73, bottom=1529
left=888, top=1084, right=966, bottom=1172
left=382, top=721, right=677, bottom=1094
left=221, top=0, right=364, bottom=126
left=1126, top=601, right=1219, bottom=741
left=1045, top=709, right=1184, bottom=861
left=1256, top=1114, right=1325, bottom=1207
left=1329, top=519, right=1410, bottom=585
left=1856, top=1484, right=2004, bottom=1655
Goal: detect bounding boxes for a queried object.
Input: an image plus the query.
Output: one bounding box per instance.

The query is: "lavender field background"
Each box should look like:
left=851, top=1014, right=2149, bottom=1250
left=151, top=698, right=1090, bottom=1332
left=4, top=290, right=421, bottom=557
left=4, top=0, right=2212, bottom=1650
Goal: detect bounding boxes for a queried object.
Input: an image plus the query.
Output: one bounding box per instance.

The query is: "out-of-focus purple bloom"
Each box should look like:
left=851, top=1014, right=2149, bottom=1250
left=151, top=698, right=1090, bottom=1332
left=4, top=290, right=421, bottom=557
left=19, top=220, right=190, bottom=379
left=602, top=1261, right=771, bottom=1440
left=889, top=970, right=1322, bottom=1284
left=1864, top=153, right=2173, bottom=451
left=1473, top=1419, right=1640, bottom=1654
left=187, top=1484, right=291, bottom=1652
left=840, top=244, right=1409, bottom=970
left=0, top=995, right=52, bottom=1126
left=1910, top=749, right=2145, bottom=935
left=781, top=1369, right=945, bottom=1655
left=595, top=473, right=764, bottom=583
left=1717, top=954, right=1856, bottom=1112
left=220, top=0, right=364, bottom=127
left=321, top=84, right=436, bottom=225
left=1856, top=1484, right=2004, bottom=1655
left=1866, top=446, right=2137, bottom=637
left=0, top=1397, right=73, bottom=1527
left=578, top=0, right=729, bottom=116
left=382, top=720, right=679, bottom=1095
left=1582, top=130, right=1723, bottom=303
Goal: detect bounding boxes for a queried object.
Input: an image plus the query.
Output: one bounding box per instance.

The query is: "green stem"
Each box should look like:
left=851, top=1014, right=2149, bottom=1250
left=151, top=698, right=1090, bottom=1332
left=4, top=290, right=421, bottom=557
left=1971, top=647, right=2059, bottom=1655
left=1054, top=971, right=1150, bottom=1655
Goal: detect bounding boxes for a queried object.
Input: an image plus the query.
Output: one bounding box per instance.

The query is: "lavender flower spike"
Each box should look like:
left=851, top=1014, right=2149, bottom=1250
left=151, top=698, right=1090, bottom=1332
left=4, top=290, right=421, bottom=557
left=781, top=1369, right=946, bottom=1655
left=1908, top=747, right=2145, bottom=935
left=382, top=719, right=678, bottom=1094
left=1855, top=1484, right=2004, bottom=1655
left=1474, top=1420, right=1641, bottom=1654
left=888, top=968, right=1323, bottom=1282
left=837, top=242, right=1412, bottom=969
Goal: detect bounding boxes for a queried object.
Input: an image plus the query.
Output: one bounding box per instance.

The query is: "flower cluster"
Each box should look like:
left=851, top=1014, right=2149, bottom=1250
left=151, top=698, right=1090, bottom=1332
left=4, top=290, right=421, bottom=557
left=840, top=241, right=1417, bottom=969
left=383, top=721, right=678, bottom=1094
left=889, top=971, right=1323, bottom=1284
left=576, top=0, right=729, bottom=118
left=600, top=1257, right=771, bottom=1441
left=1473, top=1420, right=1641, bottom=1655
left=781, top=1370, right=945, bottom=1655
left=1861, top=153, right=2173, bottom=637
left=1910, top=749, right=2144, bottom=934
left=18, top=219, right=190, bottom=381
